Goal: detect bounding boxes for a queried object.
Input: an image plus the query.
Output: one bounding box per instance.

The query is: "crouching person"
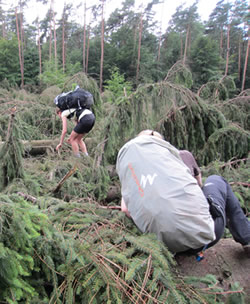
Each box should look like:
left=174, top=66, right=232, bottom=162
left=116, top=130, right=250, bottom=256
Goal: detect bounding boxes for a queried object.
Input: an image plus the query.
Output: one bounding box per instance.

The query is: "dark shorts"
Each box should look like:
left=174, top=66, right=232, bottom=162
left=74, top=113, right=95, bottom=134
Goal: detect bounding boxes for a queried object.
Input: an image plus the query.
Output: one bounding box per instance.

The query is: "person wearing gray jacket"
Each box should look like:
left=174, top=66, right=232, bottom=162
left=116, top=130, right=250, bottom=256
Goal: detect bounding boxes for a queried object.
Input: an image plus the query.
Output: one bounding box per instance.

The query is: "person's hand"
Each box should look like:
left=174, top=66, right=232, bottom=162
left=56, top=143, right=62, bottom=151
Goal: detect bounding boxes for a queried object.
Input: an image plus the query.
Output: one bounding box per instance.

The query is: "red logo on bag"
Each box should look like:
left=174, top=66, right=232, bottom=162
left=128, top=163, right=144, bottom=197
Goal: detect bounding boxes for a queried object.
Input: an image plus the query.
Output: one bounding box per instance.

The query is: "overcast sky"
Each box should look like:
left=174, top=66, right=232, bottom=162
left=5, top=0, right=227, bottom=30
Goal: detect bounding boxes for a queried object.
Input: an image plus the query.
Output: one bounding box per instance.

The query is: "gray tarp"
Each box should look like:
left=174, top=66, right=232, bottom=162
left=116, top=135, right=215, bottom=253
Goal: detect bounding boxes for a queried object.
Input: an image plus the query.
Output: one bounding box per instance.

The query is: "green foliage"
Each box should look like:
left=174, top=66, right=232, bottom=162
left=164, top=60, right=193, bottom=88
left=0, top=0, right=248, bottom=92
left=198, top=76, right=237, bottom=103
left=0, top=194, right=49, bottom=302
left=99, top=79, right=249, bottom=168
left=0, top=36, right=20, bottom=86
left=0, top=75, right=248, bottom=303
left=200, top=123, right=250, bottom=165
left=41, top=200, right=229, bottom=304
left=190, top=35, right=222, bottom=88
left=23, top=47, right=40, bottom=86
left=216, top=95, right=250, bottom=130
left=184, top=274, right=245, bottom=304
left=39, top=60, right=68, bottom=89
left=0, top=194, right=200, bottom=303
left=0, top=101, right=59, bottom=141
left=101, top=80, right=248, bottom=165
left=104, top=67, right=132, bottom=100
left=198, top=80, right=229, bottom=102
left=226, top=282, right=245, bottom=304
left=0, top=113, right=24, bottom=191
left=159, top=31, right=182, bottom=71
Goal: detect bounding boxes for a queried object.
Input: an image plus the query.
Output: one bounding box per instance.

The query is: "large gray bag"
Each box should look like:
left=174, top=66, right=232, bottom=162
left=116, top=135, right=215, bottom=253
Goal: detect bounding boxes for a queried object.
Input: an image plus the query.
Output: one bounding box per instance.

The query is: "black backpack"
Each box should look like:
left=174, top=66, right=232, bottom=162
left=54, top=86, right=94, bottom=111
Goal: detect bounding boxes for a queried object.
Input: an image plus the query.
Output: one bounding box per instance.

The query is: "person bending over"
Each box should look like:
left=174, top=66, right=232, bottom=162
left=117, top=129, right=250, bottom=256
left=56, top=107, right=95, bottom=157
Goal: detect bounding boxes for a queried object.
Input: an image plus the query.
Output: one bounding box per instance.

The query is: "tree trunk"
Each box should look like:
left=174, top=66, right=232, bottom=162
left=100, top=0, right=105, bottom=92
left=224, top=23, right=230, bottom=76
left=0, top=139, right=56, bottom=155
left=49, top=5, right=52, bottom=61
left=83, top=0, right=86, bottom=72
left=52, top=0, right=57, bottom=68
left=86, top=25, right=90, bottom=74
left=241, top=12, right=250, bottom=92
left=241, top=37, right=250, bottom=92
left=1, top=15, right=6, bottom=38
left=180, top=33, right=183, bottom=58
left=19, top=3, right=24, bottom=81
left=183, top=24, right=190, bottom=64
left=157, top=30, right=162, bottom=62
left=132, top=22, right=137, bottom=59
left=0, top=138, right=93, bottom=156
left=37, top=19, right=42, bottom=76
left=136, top=13, right=143, bottom=84
left=15, top=8, right=24, bottom=88
left=238, top=35, right=241, bottom=80
left=220, top=27, right=223, bottom=57
left=62, top=9, right=65, bottom=73
left=157, top=2, right=164, bottom=62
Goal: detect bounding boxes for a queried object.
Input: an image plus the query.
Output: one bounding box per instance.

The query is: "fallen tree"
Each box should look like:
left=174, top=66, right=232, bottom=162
left=0, top=138, right=92, bottom=156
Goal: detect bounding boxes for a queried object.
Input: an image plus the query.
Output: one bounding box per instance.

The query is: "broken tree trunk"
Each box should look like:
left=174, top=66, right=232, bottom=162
left=0, top=139, right=57, bottom=155
left=0, top=139, right=88, bottom=156
left=0, top=138, right=92, bottom=156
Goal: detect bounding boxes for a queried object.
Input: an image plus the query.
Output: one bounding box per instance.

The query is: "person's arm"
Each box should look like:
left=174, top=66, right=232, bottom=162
left=193, top=166, right=202, bottom=187
left=180, top=150, right=203, bottom=187
left=56, top=116, right=67, bottom=151
left=195, top=172, right=203, bottom=188
left=121, top=197, right=131, bottom=218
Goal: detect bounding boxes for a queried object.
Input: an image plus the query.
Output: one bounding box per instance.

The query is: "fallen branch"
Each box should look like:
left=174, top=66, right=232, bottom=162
left=229, top=182, right=250, bottom=188
left=53, top=164, right=78, bottom=193
left=17, top=192, right=37, bottom=203
left=220, top=158, right=249, bottom=168
left=98, top=205, right=121, bottom=210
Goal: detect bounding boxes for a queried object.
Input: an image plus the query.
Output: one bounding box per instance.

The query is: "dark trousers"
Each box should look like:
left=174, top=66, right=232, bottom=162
left=202, top=175, right=250, bottom=248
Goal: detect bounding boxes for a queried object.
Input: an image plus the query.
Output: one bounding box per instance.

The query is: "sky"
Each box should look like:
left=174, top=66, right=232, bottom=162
left=5, top=0, right=222, bottom=31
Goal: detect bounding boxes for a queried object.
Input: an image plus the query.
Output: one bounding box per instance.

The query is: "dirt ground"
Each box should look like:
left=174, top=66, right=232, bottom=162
left=175, top=238, right=250, bottom=302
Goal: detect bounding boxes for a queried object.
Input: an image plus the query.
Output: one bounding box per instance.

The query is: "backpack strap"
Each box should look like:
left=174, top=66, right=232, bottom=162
left=77, top=99, right=82, bottom=110
left=61, top=108, right=77, bottom=120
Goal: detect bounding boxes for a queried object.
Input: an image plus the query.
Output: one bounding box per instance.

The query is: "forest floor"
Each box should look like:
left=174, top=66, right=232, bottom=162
left=175, top=238, right=250, bottom=302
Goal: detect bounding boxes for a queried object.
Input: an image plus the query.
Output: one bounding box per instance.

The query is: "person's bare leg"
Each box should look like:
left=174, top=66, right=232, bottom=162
left=68, top=131, right=81, bottom=156
left=77, top=134, right=88, bottom=155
